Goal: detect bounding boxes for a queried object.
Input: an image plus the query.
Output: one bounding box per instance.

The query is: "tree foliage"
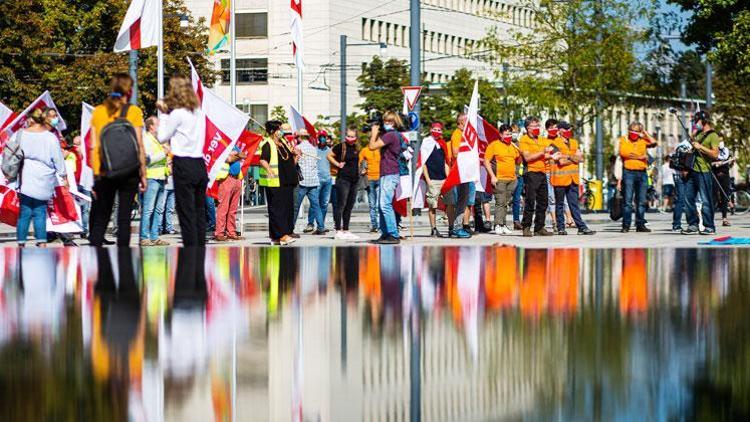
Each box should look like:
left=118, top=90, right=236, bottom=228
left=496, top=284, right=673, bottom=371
left=356, top=56, right=410, bottom=115
left=0, top=0, right=217, bottom=133
left=482, top=0, right=648, bottom=124
left=269, top=105, right=289, bottom=124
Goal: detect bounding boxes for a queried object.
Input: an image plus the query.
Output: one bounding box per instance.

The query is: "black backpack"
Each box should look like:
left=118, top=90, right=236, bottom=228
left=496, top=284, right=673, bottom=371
left=99, top=104, right=140, bottom=178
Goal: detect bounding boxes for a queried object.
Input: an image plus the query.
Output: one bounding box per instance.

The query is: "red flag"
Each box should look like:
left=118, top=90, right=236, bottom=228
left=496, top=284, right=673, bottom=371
left=113, top=0, right=160, bottom=52
left=289, top=106, right=318, bottom=144
left=2, top=91, right=67, bottom=148
left=290, top=0, right=304, bottom=70
left=236, top=129, right=264, bottom=176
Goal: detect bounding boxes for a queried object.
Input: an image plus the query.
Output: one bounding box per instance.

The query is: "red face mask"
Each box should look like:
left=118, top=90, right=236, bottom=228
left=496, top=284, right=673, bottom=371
left=430, top=130, right=443, bottom=140
left=561, top=129, right=573, bottom=139
left=628, top=131, right=640, bottom=141
left=547, top=129, right=559, bottom=138
left=345, top=136, right=357, bottom=144
left=529, top=127, right=540, bottom=137
left=501, top=135, right=513, bottom=144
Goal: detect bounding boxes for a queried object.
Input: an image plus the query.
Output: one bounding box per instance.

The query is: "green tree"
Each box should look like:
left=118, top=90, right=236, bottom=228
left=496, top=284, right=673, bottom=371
left=0, top=0, right=217, bottom=133
left=482, top=0, right=647, bottom=125
left=356, top=56, right=410, bottom=115
left=269, top=105, right=289, bottom=123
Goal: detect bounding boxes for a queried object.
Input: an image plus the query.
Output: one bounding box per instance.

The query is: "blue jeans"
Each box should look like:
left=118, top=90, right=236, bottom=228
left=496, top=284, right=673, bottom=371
left=684, top=171, right=715, bottom=230
left=378, top=174, right=400, bottom=238
left=554, top=184, right=587, bottom=231
left=206, top=195, right=216, bottom=229
left=512, top=175, right=524, bottom=222
left=310, top=179, right=332, bottom=226
left=140, top=179, right=167, bottom=240
left=161, top=189, right=176, bottom=233
left=78, top=186, right=91, bottom=235
left=295, top=185, right=324, bottom=230
left=368, top=180, right=380, bottom=230
left=622, top=169, right=648, bottom=228
left=17, top=194, right=47, bottom=244
left=672, top=175, right=685, bottom=229
left=467, top=182, right=477, bottom=206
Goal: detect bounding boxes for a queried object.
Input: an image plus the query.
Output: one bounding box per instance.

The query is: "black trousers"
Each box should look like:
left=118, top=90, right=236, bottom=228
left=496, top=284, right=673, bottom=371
left=266, top=186, right=295, bottom=240
left=89, top=172, right=139, bottom=247
left=335, top=178, right=358, bottom=230
left=521, top=171, right=548, bottom=231
left=173, top=157, right=209, bottom=246
left=714, top=171, right=731, bottom=219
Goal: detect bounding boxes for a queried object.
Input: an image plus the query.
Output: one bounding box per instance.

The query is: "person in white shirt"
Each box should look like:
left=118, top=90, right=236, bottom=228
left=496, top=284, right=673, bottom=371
left=156, top=76, right=207, bottom=247
left=661, top=156, right=676, bottom=212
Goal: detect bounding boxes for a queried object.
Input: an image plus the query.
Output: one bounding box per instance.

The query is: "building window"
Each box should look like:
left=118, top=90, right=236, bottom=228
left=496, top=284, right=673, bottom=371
left=221, top=58, right=268, bottom=84
left=236, top=13, right=267, bottom=38
left=362, top=18, right=367, bottom=40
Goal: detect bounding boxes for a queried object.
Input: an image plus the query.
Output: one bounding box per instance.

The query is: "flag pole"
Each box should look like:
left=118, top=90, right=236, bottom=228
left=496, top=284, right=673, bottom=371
left=230, top=0, right=237, bottom=106
left=157, top=0, right=164, bottom=98
left=297, top=68, right=303, bottom=113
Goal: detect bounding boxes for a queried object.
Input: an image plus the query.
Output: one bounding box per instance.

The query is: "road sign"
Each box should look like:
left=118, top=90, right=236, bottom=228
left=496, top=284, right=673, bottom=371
left=401, top=86, right=422, bottom=111
left=408, top=112, right=419, bottom=131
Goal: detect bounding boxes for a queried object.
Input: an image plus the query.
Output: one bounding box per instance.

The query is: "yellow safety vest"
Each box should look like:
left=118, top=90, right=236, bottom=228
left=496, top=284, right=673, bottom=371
left=258, top=138, right=280, bottom=187
left=550, top=138, right=580, bottom=187
left=145, top=133, right=167, bottom=180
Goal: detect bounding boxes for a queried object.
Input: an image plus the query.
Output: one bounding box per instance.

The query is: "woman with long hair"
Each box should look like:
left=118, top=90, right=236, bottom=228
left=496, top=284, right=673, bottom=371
left=259, top=120, right=300, bottom=245
left=328, top=127, right=361, bottom=240
left=155, top=75, right=208, bottom=247
left=88, top=73, right=147, bottom=247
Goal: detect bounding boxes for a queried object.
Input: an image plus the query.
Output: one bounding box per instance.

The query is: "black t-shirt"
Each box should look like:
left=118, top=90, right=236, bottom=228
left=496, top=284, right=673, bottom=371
left=332, top=143, right=359, bottom=182
left=424, top=145, right=447, bottom=180
left=261, top=141, right=298, bottom=187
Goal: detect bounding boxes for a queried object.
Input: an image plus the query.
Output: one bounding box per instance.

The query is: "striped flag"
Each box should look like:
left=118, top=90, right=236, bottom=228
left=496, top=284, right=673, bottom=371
left=114, top=0, right=160, bottom=52
left=290, top=0, right=304, bottom=70
left=288, top=105, right=317, bottom=143
left=0, top=102, right=17, bottom=145
left=2, top=91, right=67, bottom=148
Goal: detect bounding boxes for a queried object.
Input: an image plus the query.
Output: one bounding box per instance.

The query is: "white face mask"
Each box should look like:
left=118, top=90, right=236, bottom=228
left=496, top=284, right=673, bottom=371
left=383, top=124, right=394, bottom=131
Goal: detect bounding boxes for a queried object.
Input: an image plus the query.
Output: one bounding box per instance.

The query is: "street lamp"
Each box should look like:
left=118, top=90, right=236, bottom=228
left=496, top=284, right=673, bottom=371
left=339, top=35, right=387, bottom=141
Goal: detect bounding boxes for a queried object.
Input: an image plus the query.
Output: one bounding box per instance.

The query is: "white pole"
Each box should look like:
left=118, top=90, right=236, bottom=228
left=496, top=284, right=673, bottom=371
left=240, top=179, right=245, bottom=235
left=297, top=67, right=303, bottom=113
left=230, top=0, right=236, bottom=106
left=157, top=0, right=164, bottom=98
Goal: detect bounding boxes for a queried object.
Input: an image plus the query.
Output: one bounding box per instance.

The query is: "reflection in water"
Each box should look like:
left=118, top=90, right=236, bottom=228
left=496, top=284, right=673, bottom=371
left=0, top=246, right=749, bottom=420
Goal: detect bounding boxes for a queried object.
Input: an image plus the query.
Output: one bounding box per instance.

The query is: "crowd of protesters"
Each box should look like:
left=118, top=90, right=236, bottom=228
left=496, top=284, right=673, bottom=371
left=1, top=73, right=741, bottom=247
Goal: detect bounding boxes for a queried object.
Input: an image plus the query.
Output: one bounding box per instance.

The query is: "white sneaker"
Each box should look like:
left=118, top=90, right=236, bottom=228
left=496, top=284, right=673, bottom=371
left=344, top=231, right=360, bottom=240
left=334, top=231, right=346, bottom=240
left=502, top=225, right=512, bottom=235
left=494, top=225, right=504, bottom=235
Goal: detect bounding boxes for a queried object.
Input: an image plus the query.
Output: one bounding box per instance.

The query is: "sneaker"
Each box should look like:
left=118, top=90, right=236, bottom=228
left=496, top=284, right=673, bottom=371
left=463, top=225, right=474, bottom=235
left=153, top=238, right=170, bottom=246
left=621, top=227, right=630, bottom=233
left=722, top=219, right=731, bottom=227
left=502, top=225, right=513, bottom=235
left=672, top=227, right=683, bottom=232
left=578, top=228, right=596, bottom=235
left=303, top=224, right=315, bottom=234
left=312, top=229, right=326, bottom=235
left=534, top=228, right=554, bottom=236
left=378, top=236, right=400, bottom=245
left=681, top=227, right=700, bottom=235
left=280, top=235, right=296, bottom=246
left=700, top=228, right=716, bottom=235
left=344, top=231, right=360, bottom=240
left=214, top=235, right=228, bottom=242
left=494, top=225, right=504, bottom=235
left=523, top=228, right=533, bottom=237
left=103, top=238, right=116, bottom=246
left=636, top=226, right=652, bottom=233
left=370, top=228, right=379, bottom=233
left=334, top=231, right=347, bottom=240
left=557, top=230, right=568, bottom=235
left=513, top=221, right=523, bottom=230
left=140, top=239, right=154, bottom=247
left=430, top=227, right=443, bottom=238
left=451, top=228, right=471, bottom=239
left=289, top=233, right=301, bottom=239
left=63, top=239, right=78, bottom=247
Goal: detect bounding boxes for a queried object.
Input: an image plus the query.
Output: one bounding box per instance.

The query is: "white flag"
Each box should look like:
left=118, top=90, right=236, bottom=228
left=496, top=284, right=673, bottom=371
left=441, top=81, right=480, bottom=194
left=2, top=91, right=67, bottom=144
left=114, top=0, right=161, bottom=52
left=290, top=0, right=304, bottom=71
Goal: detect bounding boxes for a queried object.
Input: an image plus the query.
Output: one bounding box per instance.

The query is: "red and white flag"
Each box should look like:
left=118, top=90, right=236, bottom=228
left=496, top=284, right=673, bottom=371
left=475, top=112, right=500, bottom=193
left=289, top=105, right=317, bottom=143
left=188, top=58, right=250, bottom=192
left=2, top=91, right=67, bottom=148
left=79, top=103, right=95, bottom=190
left=441, top=81, right=480, bottom=194
left=290, top=0, right=304, bottom=71
left=411, top=135, right=448, bottom=209
left=113, top=0, right=160, bottom=52
left=0, top=102, right=17, bottom=146
left=394, top=132, right=413, bottom=217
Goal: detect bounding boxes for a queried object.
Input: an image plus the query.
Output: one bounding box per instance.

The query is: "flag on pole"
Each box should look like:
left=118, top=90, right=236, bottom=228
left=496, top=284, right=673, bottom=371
left=290, top=0, right=304, bottom=71
left=188, top=58, right=250, bottom=192
left=207, top=0, right=231, bottom=54
left=2, top=91, right=67, bottom=148
left=0, top=102, right=17, bottom=145
left=78, top=102, right=95, bottom=191
left=288, top=105, right=318, bottom=143
left=114, top=0, right=161, bottom=52
left=474, top=110, right=500, bottom=193
left=441, top=81, right=481, bottom=194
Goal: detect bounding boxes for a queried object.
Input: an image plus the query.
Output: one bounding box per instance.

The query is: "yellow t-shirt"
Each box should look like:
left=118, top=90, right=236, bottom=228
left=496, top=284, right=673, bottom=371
left=358, top=147, right=381, bottom=181
left=90, top=103, right=144, bottom=176
left=448, top=129, right=463, bottom=164
left=485, top=140, right=519, bottom=180
left=519, top=134, right=551, bottom=173
left=619, top=136, right=649, bottom=171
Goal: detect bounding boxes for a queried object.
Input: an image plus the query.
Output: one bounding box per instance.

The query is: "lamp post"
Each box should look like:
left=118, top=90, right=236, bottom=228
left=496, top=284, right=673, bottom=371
left=339, top=35, right=387, bottom=141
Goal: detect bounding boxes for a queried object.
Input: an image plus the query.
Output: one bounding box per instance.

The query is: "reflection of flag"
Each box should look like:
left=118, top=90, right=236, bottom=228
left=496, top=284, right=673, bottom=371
left=207, top=0, right=230, bottom=55
left=113, top=0, right=160, bottom=52
left=188, top=58, right=250, bottom=191
left=2, top=91, right=67, bottom=147
left=289, top=105, right=317, bottom=144
left=442, top=81, right=480, bottom=194
left=290, top=0, right=304, bottom=70
left=457, top=246, right=480, bottom=361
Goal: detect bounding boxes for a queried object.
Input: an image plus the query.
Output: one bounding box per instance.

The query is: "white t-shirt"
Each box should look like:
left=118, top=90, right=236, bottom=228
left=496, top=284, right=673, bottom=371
left=157, top=108, right=206, bottom=159
left=661, top=162, right=676, bottom=186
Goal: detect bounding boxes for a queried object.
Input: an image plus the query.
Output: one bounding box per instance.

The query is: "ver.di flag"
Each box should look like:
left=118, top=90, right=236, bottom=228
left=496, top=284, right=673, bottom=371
left=114, top=0, right=161, bottom=52
left=441, top=81, right=480, bottom=194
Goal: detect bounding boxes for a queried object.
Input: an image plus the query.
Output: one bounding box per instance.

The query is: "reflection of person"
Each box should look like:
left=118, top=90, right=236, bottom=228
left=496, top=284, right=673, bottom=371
left=620, top=249, right=648, bottom=314
left=618, top=122, right=657, bottom=233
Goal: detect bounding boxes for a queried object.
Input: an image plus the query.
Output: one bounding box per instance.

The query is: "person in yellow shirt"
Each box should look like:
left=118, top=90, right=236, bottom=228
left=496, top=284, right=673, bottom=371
left=484, top=124, right=520, bottom=235
left=549, top=121, right=595, bottom=235
left=519, top=116, right=554, bottom=237
left=358, top=143, right=381, bottom=232
left=618, top=121, right=657, bottom=233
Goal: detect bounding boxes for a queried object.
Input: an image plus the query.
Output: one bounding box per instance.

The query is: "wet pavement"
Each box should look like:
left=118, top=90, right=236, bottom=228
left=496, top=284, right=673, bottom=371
left=0, top=245, right=749, bottom=421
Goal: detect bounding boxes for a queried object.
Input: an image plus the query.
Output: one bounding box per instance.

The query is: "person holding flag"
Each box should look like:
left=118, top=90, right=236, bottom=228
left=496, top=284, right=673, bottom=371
left=549, top=121, right=595, bottom=235
left=448, top=113, right=472, bottom=238
left=483, top=124, right=520, bottom=235
left=519, top=116, right=554, bottom=237
left=419, top=122, right=451, bottom=237
left=367, top=111, right=404, bottom=245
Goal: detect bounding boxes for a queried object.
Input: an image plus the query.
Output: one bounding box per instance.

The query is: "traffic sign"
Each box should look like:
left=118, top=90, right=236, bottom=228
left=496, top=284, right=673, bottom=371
left=401, top=86, right=423, bottom=111
left=408, top=112, right=420, bottom=131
